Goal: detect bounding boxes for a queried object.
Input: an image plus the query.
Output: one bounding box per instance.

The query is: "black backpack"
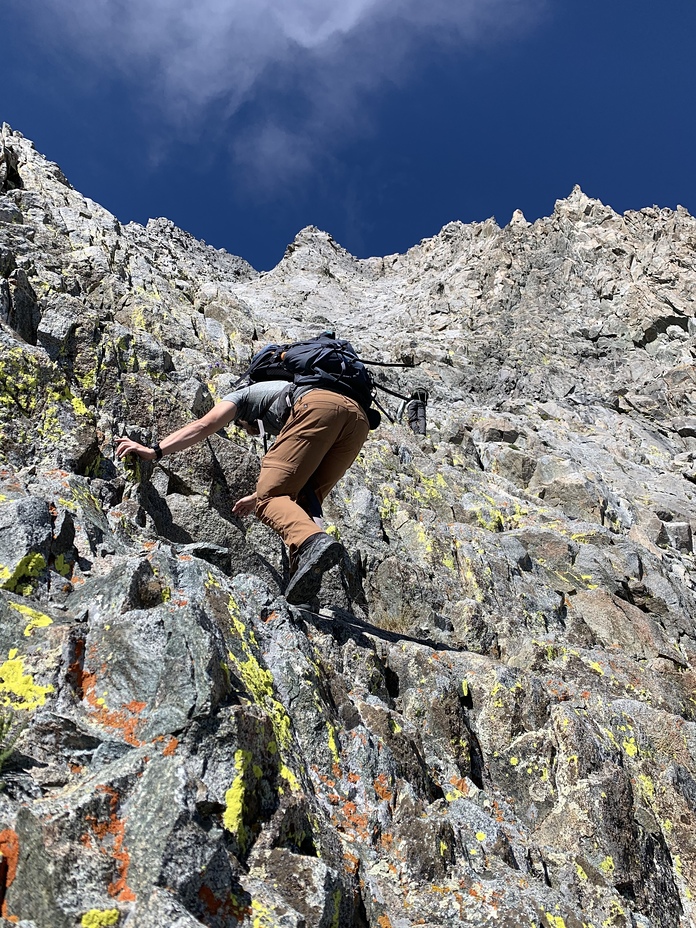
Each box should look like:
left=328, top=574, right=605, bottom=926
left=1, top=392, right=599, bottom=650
left=239, top=334, right=381, bottom=429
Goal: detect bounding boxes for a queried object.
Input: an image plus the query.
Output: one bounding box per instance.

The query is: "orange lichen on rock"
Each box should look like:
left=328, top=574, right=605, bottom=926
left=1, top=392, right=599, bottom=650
left=377, top=915, right=393, bottom=928
left=85, top=786, right=136, bottom=903
left=162, top=737, right=179, bottom=757
left=374, top=774, right=393, bottom=801
left=337, top=800, right=369, bottom=838
left=67, top=638, right=86, bottom=697
left=491, top=800, right=506, bottom=823
left=0, top=828, right=20, bottom=920
left=125, top=700, right=147, bottom=714
left=199, top=885, right=251, bottom=921
left=45, top=469, right=70, bottom=483
left=82, top=673, right=146, bottom=746
left=199, top=886, right=222, bottom=915
left=449, top=776, right=469, bottom=796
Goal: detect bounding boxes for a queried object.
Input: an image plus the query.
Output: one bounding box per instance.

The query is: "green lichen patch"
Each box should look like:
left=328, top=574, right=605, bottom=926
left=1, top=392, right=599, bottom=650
left=54, top=552, right=72, bottom=578
left=0, top=553, right=47, bottom=595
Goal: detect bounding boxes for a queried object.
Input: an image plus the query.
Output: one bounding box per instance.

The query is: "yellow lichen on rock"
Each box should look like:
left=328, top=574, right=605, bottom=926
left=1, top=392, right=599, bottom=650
left=0, top=349, right=40, bottom=419
left=0, top=649, right=53, bottom=710
left=636, top=773, right=654, bottom=801
left=379, top=485, right=398, bottom=521
left=81, top=909, right=120, bottom=928
left=228, top=598, right=292, bottom=750
left=223, top=749, right=253, bottom=847
left=227, top=597, right=300, bottom=795
left=69, top=391, right=90, bottom=417
left=279, top=763, right=300, bottom=793
left=329, top=889, right=342, bottom=928
left=8, top=601, right=54, bottom=637
left=251, top=898, right=279, bottom=928
left=326, top=719, right=340, bottom=767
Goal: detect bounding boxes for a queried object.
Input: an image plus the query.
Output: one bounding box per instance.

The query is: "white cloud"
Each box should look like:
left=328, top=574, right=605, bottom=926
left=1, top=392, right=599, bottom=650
left=18, top=0, right=547, bottom=182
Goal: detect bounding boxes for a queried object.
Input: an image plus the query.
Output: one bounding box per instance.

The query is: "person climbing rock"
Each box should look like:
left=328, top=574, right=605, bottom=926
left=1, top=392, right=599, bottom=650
left=114, top=377, right=370, bottom=604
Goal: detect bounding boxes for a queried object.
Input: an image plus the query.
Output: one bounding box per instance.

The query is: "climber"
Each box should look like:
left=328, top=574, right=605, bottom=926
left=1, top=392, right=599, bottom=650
left=114, top=377, right=369, bottom=605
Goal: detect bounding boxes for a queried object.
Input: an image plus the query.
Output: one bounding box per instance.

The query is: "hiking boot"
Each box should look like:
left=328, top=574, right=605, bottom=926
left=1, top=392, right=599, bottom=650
left=285, top=533, right=344, bottom=605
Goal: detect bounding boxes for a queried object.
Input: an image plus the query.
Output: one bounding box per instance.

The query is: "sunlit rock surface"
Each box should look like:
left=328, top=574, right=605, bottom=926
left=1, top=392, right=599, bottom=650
left=0, top=122, right=695, bottom=927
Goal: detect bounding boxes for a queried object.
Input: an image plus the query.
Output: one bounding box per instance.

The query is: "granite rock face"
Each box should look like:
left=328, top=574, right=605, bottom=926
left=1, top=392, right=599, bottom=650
left=0, top=123, right=695, bottom=928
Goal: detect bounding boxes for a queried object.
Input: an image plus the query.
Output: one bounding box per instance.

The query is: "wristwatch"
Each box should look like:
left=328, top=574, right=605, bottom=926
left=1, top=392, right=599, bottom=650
left=153, top=443, right=164, bottom=461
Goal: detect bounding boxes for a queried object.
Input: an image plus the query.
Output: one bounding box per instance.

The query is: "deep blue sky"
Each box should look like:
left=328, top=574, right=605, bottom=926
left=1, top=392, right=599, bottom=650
left=2, top=0, right=695, bottom=270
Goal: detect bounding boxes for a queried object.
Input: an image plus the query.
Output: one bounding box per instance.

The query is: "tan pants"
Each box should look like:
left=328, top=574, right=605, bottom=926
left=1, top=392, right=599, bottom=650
left=255, top=389, right=370, bottom=556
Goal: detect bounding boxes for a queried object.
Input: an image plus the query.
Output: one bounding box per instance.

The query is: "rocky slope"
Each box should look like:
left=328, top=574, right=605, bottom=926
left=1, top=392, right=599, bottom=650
left=0, top=123, right=695, bottom=928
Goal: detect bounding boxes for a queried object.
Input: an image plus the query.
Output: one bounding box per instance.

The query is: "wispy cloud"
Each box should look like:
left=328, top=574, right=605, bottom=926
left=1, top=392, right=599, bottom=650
left=17, top=0, right=547, bottom=184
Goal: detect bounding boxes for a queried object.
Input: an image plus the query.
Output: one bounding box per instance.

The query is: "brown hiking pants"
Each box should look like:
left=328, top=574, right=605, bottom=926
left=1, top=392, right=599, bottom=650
left=255, top=389, right=370, bottom=557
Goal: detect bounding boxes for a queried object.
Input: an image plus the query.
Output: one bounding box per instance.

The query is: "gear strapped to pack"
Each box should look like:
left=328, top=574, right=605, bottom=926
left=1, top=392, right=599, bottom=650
left=398, top=389, right=428, bottom=436
left=235, top=333, right=418, bottom=441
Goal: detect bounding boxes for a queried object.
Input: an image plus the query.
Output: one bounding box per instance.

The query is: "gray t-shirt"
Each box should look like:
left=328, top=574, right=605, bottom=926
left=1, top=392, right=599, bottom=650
left=222, top=380, right=301, bottom=436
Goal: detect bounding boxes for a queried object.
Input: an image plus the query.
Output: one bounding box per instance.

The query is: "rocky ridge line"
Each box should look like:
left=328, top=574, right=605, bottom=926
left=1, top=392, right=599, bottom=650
left=0, top=124, right=694, bottom=927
